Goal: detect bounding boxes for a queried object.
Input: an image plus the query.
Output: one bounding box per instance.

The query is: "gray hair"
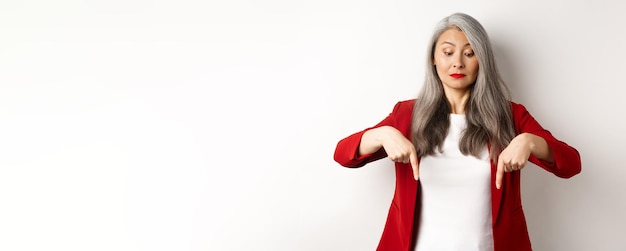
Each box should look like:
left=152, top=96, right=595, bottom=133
left=411, top=12, right=516, bottom=160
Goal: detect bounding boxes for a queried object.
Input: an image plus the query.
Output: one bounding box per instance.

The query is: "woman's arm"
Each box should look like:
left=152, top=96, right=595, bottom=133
left=509, top=102, right=581, bottom=177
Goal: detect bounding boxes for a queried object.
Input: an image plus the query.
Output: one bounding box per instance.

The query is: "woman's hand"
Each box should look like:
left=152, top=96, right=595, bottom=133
left=360, top=126, right=420, bottom=180
left=495, top=133, right=554, bottom=189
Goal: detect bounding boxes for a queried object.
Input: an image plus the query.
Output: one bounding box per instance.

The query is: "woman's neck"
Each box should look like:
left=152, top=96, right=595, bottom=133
left=445, top=90, right=470, bottom=114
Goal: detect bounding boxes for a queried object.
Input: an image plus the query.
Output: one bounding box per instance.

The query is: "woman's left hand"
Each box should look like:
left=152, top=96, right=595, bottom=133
left=495, top=133, right=534, bottom=189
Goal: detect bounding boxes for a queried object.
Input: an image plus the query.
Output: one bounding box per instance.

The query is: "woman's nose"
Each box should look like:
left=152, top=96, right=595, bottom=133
left=453, top=58, right=465, bottom=68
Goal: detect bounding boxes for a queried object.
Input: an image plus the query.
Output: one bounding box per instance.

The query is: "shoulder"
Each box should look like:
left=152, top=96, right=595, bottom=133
left=509, top=100, right=531, bottom=114
left=390, top=99, right=416, bottom=130
left=392, top=99, right=416, bottom=112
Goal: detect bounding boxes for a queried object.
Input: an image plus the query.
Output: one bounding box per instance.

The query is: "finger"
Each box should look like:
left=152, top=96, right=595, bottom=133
left=506, top=161, right=524, bottom=172
left=504, top=164, right=512, bottom=172
left=496, top=157, right=504, bottom=189
left=389, top=155, right=402, bottom=163
left=391, top=157, right=409, bottom=164
left=410, top=152, right=419, bottom=181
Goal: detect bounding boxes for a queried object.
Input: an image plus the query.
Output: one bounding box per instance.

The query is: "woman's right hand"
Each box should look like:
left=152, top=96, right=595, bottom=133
left=360, top=126, right=420, bottom=180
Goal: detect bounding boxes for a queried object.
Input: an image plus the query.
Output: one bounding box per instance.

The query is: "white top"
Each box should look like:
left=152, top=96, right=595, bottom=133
left=414, top=114, right=494, bottom=251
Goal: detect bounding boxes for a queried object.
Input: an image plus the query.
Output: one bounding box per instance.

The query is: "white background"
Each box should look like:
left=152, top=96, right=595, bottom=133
left=1, top=0, right=624, bottom=250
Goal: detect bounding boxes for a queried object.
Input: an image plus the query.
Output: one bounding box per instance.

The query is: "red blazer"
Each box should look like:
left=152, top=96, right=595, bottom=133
left=334, top=99, right=581, bottom=251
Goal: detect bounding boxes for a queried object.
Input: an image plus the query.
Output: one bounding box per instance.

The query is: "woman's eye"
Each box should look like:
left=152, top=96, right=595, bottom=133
left=465, top=52, right=475, bottom=57
left=444, top=51, right=453, bottom=56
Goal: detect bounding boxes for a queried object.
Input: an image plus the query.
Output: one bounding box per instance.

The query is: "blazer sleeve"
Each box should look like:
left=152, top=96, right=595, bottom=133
left=333, top=101, right=409, bottom=168
left=512, top=102, right=582, bottom=178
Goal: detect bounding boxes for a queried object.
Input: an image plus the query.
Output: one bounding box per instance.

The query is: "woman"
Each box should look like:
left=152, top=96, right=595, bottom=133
left=333, top=13, right=581, bottom=251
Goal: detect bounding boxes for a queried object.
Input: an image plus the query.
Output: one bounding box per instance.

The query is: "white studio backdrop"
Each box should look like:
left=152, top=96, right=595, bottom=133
left=0, top=0, right=624, bottom=250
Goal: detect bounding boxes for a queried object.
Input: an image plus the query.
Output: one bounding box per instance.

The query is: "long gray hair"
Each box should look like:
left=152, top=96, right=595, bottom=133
left=411, top=13, right=515, bottom=161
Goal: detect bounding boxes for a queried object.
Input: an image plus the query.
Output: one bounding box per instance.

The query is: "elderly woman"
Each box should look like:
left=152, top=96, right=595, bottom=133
left=333, top=12, right=581, bottom=251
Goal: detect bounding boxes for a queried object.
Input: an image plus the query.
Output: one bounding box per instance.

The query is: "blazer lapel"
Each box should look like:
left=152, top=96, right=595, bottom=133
left=491, top=160, right=503, bottom=227
left=488, top=142, right=503, bottom=226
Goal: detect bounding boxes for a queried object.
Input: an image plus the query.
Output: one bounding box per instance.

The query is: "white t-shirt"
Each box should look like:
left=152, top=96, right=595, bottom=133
left=414, top=114, right=494, bottom=251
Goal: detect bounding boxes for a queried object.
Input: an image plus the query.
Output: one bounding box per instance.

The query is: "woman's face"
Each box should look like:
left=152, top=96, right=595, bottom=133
left=433, top=28, right=479, bottom=94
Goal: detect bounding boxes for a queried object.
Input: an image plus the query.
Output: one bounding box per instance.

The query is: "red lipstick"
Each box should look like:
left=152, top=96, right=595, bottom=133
left=450, top=74, right=465, bottom=79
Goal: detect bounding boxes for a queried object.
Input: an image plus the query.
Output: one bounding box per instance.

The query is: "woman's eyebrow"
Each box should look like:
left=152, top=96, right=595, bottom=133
left=441, top=41, right=456, bottom=46
left=441, top=41, right=471, bottom=47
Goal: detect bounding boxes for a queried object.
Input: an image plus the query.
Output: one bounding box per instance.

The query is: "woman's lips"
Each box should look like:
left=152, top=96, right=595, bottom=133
left=450, top=73, right=466, bottom=79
